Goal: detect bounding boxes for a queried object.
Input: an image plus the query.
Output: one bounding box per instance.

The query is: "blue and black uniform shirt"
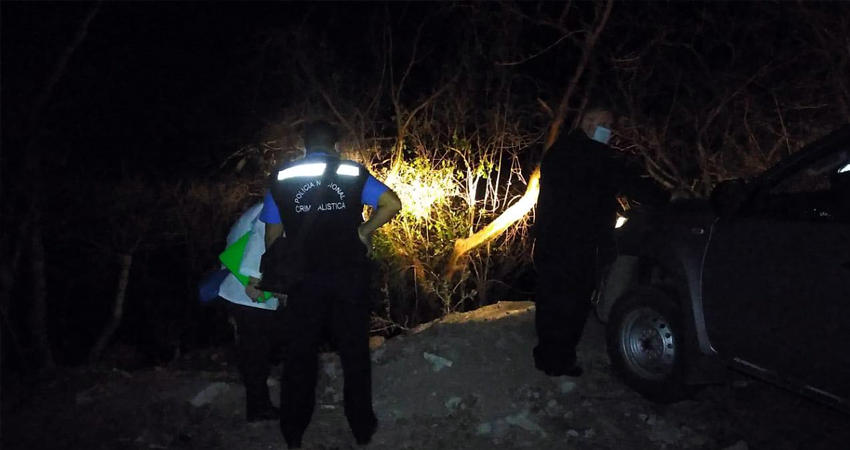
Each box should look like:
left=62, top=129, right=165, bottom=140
left=260, top=152, right=389, bottom=267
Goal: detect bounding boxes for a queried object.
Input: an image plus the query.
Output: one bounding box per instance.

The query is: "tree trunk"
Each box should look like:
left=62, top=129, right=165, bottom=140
left=15, top=1, right=102, bottom=374
left=30, top=215, right=56, bottom=373
left=88, top=254, right=133, bottom=362
left=0, top=219, right=29, bottom=369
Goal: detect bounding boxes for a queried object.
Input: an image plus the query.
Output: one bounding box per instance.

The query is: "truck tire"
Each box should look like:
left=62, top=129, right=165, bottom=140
left=606, top=287, right=697, bottom=403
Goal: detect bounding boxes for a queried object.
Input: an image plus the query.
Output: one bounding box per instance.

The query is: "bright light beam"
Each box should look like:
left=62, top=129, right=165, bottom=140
left=447, top=168, right=541, bottom=275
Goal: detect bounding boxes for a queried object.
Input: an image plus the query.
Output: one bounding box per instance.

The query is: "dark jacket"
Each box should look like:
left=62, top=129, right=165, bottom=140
left=535, top=130, right=668, bottom=261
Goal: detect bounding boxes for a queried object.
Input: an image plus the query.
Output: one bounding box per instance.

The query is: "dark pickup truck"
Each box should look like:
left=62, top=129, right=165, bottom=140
left=595, top=125, right=850, bottom=413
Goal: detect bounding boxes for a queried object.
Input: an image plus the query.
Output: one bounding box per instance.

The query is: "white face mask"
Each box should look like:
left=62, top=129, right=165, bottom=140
left=592, top=126, right=612, bottom=144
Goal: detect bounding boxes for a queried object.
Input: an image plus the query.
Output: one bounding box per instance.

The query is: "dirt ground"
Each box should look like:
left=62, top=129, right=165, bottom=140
left=3, top=301, right=848, bottom=450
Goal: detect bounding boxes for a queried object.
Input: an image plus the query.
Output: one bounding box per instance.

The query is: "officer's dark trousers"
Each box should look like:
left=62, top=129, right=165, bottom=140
left=227, top=301, right=286, bottom=418
left=533, top=241, right=596, bottom=373
left=279, top=267, right=376, bottom=447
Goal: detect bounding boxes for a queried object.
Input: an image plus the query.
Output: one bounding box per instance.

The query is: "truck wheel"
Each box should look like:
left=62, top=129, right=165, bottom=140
left=606, top=287, right=696, bottom=403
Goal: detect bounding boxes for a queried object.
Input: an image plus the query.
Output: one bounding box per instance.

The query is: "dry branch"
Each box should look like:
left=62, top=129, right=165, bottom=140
left=88, top=253, right=134, bottom=362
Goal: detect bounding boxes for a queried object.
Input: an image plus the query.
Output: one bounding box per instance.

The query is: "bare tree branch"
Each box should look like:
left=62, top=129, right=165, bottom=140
left=495, top=30, right=580, bottom=66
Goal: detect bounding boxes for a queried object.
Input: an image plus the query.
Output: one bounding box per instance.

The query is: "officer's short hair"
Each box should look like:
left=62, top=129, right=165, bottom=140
left=304, top=120, right=339, bottom=152
left=582, top=99, right=615, bottom=119
left=583, top=93, right=615, bottom=115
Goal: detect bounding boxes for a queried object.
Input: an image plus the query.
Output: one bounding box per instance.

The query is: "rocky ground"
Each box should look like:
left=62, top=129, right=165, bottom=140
left=3, top=301, right=848, bottom=450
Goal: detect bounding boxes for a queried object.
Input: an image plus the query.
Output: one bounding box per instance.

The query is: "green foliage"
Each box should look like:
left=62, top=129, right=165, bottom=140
left=373, top=156, right=469, bottom=313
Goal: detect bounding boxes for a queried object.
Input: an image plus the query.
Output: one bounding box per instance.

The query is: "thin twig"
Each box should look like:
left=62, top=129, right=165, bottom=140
left=495, top=30, right=580, bottom=66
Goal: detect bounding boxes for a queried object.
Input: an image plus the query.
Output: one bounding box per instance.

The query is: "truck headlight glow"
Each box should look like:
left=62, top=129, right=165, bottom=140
left=615, top=215, right=628, bottom=229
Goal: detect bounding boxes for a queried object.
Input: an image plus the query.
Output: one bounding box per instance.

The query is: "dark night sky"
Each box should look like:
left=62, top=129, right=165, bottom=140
left=4, top=1, right=847, bottom=176
left=5, top=2, right=275, bottom=171
left=0, top=1, right=753, bottom=175
left=3, top=2, right=382, bottom=175
left=3, top=2, right=459, bottom=178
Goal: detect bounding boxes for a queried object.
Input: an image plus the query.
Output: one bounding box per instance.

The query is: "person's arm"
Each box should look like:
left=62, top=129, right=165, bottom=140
left=258, top=191, right=284, bottom=250
left=613, top=153, right=671, bottom=205
left=358, top=190, right=402, bottom=254
left=265, top=223, right=283, bottom=249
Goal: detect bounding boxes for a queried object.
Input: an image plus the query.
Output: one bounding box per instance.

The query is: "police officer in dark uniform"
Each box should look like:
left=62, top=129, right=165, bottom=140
left=533, top=107, right=669, bottom=377
left=258, top=120, right=401, bottom=448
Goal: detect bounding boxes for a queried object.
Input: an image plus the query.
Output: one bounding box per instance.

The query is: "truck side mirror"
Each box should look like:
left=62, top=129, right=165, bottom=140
left=710, top=179, right=749, bottom=217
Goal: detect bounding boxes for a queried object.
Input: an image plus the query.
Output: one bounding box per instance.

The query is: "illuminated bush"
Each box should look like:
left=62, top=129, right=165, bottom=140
left=369, top=129, right=535, bottom=327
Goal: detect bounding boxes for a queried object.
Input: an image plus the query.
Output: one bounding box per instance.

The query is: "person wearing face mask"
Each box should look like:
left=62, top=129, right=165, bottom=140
left=532, top=105, right=669, bottom=377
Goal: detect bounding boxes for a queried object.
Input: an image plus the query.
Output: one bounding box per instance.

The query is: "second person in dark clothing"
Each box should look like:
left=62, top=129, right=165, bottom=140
left=259, top=120, right=402, bottom=449
left=533, top=108, right=669, bottom=377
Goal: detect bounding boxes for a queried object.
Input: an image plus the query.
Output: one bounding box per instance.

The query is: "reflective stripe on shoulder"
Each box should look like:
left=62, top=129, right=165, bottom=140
left=839, top=162, right=850, bottom=174
left=336, top=164, right=360, bottom=177
left=277, top=163, right=327, bottom=180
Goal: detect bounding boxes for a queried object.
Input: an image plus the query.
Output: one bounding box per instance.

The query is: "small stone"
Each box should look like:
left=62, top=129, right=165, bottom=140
left=547, top=399, right=558, bottom=407
left=560, top=381, right=577, bottom=394
left=476, top=423, right=492, bottom=435
left=506, top=411, right=547, bottom=437
left=584, top=428, right=597, bottom=438
left=646, top=414, right=658, bottom=426
left=423, top=352, right=453, bottom=372
left=581, top=400, right=592, bottom=408
left=189, top=382, right=231, bottom=407
left=445, top=396, right=463, bottom=413
left=567, top=429, right=580, bottom=437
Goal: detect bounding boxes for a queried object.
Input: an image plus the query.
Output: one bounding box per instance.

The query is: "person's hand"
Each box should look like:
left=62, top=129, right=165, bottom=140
left=245, top=277, right=263, bottom=302
left=357, top=224, right=374, bottom=257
